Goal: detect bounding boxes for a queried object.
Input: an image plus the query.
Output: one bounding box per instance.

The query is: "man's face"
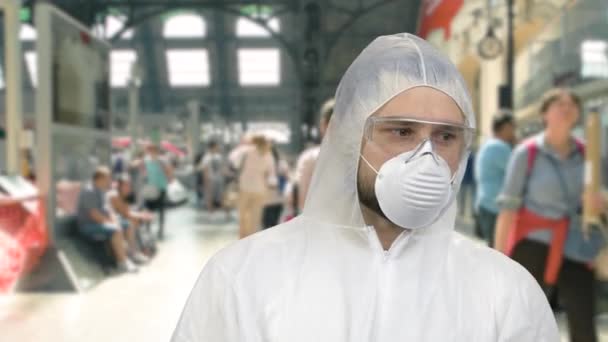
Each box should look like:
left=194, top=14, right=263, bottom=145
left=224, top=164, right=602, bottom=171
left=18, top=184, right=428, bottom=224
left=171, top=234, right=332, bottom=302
left=119, top=181, right=131, bottom=196
left=96, top=174, right=111, bottom=191
left=319, top=117, right=330, bottom=139
left=148, top=146, right=159, bottom=157
left=500, top=122, right=517, bottom=145
left=357, top=87, right=465, bottom=217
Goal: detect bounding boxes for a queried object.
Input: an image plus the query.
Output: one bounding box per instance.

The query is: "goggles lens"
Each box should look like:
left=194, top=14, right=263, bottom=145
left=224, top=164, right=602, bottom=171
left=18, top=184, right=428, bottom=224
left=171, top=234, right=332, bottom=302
left=364, top=117, right=474, bottom=160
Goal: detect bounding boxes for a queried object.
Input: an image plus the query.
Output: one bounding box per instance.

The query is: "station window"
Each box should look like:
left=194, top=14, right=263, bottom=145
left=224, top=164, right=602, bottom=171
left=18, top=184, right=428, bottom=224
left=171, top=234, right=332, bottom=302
left=238, top=48, right=280, bottom=86
left=111, top=50, right=137, bottom=87
left=25, top=51, right=37, bottom=87
left=166, top=49, right=210, bottom=87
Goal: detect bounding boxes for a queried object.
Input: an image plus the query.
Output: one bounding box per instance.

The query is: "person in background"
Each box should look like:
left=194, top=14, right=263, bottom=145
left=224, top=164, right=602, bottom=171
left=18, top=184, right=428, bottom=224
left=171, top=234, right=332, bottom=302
left=474, top=112, right=516, bottom=247
left=143, top=144, right=170, bottom=240
left=194, top=147, right=205, bottom=206
left=228, top=134, right=252, bottom=173
left=111, top=148, right=126, bottom=177
left=458, top=151, right=475, bottom=219
left=128, top=150, right=146, bottom=205
left=495, top=88, right=607, bottom=342
left=293, top=98, right=335, bottom=213
left=237, top=135, right=276, bottom=238
left=262, top=144, right=288, bottom=229
left=76, top=166, right=137, bottom=273
left=199, top=140, right=228, bottom=217
left=108, top=175, right=152, bottom=264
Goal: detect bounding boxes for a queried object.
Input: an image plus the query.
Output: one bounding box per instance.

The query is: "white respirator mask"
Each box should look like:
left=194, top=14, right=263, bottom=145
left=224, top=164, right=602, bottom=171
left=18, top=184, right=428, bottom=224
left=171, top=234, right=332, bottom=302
left=361, top=140, right=456, bottom=229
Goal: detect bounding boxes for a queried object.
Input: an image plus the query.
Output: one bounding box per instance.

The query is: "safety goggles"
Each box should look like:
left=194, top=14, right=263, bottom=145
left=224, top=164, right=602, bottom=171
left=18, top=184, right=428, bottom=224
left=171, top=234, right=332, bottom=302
left=363, top=117, right=475, bottom=161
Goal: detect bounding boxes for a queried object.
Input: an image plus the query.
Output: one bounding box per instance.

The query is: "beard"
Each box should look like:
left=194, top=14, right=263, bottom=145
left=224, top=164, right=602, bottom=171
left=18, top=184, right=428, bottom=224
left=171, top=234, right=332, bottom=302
left=357, top=171, right=389, bottom=221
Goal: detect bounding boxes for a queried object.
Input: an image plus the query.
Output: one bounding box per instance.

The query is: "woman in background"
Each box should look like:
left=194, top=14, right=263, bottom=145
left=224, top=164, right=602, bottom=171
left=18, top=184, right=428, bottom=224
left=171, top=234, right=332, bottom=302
left=495, top=88, right=607, bottom=342
left=237, top=135, right=276, bottom=238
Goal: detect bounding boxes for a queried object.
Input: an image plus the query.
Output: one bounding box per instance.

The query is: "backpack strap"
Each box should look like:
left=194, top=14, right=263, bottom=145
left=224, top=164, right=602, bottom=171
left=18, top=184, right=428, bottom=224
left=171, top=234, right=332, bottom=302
left=573, top=138, right=585, bottom=156
left=525, top=139, right=538, bottom=176
left=524, top=137, right=585, bottom=178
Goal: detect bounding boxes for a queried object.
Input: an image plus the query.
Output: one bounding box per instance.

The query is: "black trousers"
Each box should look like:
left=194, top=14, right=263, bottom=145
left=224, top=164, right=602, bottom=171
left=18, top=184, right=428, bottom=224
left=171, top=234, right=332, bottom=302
left=262, top=204, right=283, bottom=229
left=145, top=190, right=166, bottom=239
left=512, top=239, right=597, bottom=342
left=477, top=207, right=497, bottom=248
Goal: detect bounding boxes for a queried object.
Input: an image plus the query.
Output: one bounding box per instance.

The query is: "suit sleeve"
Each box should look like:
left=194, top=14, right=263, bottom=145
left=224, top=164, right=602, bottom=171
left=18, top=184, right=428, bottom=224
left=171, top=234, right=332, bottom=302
left=171, top=259, right=244, bottom=342
left=496, top=267, right=559, bottom=342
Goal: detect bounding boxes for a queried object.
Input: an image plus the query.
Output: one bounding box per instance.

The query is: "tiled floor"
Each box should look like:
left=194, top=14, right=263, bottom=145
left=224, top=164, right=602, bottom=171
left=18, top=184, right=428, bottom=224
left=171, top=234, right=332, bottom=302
left=0, top=206, right=607, bottom=341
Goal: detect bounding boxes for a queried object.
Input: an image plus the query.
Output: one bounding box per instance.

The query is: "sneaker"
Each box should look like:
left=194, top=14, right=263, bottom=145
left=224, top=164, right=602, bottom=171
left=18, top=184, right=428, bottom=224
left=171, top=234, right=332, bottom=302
left=117, top=260, right=138, bottom=273
left=129, top=251, right=150, bottom=265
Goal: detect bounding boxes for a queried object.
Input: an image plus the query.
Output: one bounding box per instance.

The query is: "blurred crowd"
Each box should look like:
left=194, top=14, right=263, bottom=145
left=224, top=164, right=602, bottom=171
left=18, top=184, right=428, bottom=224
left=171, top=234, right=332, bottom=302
left=77, top=144, right=184, bottom=274
left=193, top=99, right=335, bottom=239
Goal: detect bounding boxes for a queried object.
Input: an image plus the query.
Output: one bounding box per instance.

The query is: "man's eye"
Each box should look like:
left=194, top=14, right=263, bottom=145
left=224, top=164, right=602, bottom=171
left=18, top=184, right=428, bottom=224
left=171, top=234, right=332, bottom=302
left=391, top=128, right=414, bottom=137
left=440, top=133, right=455, bottom=141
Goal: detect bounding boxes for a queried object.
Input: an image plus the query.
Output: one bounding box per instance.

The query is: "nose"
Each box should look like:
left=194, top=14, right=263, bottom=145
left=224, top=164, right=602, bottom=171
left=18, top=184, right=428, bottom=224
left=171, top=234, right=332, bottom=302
left=405, top=139, right=434, bottom=163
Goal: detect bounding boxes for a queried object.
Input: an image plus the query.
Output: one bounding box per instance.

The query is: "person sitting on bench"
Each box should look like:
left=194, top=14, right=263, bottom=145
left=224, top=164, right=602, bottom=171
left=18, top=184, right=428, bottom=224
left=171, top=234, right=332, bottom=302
left=76, top=166, right=137, bottom=273
left=108, top=175, right=153, bottom=261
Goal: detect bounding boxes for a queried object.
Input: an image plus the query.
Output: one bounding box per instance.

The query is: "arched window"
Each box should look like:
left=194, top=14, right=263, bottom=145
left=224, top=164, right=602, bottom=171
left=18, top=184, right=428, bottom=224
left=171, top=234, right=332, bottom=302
left=106, top=15, right=133, bottom=39
left=236, top=16, right=279, bottom=37
left=163, top=13, right=206, bottom=38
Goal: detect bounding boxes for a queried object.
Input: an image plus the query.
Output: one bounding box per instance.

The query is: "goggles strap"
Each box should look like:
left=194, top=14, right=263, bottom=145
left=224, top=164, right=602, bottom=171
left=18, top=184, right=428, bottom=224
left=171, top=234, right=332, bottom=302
left=360, top=154, right=379, bottom=175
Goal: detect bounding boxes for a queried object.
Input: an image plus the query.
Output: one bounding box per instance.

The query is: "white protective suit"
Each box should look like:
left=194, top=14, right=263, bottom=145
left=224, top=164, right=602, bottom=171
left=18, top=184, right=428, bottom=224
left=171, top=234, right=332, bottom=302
left=172, top=33, right=558, bottom=342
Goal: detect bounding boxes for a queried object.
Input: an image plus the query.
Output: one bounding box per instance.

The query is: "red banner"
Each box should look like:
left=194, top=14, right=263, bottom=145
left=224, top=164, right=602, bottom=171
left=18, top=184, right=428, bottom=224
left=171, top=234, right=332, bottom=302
left=417, top=0, right=464, bottom=40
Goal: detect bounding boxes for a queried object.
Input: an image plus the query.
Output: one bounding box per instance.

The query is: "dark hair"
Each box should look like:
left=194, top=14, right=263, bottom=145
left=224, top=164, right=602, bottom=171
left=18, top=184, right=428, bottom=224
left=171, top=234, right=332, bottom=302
left=116, top=174, right=130, bottom=188
left=93, top=166, right=111, bottom=181
left=208, top=140, right=218, bottom=149
left=319, top=98, right=335, bottom=124
left=492, top=111, right=515, bottom=134
left=540, top=88, right=581, bottom=115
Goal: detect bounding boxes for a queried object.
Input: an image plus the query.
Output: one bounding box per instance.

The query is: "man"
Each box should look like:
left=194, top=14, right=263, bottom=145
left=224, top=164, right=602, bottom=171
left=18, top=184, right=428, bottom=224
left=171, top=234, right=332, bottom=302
left=76, top=166, right=137, bottom=273
left=199, top=140, right=227, bottom=213
left=459, top=151, right=475, bottom=218
left=108, top=175, right=153, bottom=262
left=172, top=33, right=557, bottom=341
left=293, top=98, right=334, bottom=212
left=474, top=112, right=516, bottom=247
left=143, top=145, right=170, bottom=239
left=228, top=134, right=252, bottom=172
